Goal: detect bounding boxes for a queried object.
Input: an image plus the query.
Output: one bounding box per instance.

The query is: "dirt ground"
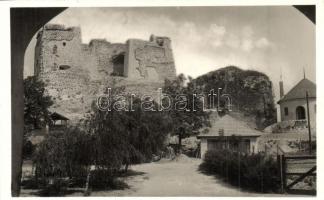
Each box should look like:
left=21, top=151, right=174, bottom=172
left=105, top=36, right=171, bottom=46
left=21, top=155, right=290, bottom=197
left=88, top=156, right=285, bottom=197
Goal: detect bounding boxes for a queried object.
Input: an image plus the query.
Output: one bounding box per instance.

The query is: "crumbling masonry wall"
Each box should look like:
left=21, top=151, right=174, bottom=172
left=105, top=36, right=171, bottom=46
left=125, top=35, right=176, bottom=82
left=34, top=24, right=177, bottom=122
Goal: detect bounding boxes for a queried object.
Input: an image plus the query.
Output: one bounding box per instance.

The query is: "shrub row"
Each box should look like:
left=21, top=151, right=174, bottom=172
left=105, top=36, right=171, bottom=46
left=200, top=149, right=280, bottom=193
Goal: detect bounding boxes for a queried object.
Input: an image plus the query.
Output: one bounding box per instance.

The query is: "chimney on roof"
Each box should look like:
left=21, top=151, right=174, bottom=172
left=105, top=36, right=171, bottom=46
left=279, top=69, right=284, bottom=98
left=303, top=67, right=306, bottom=79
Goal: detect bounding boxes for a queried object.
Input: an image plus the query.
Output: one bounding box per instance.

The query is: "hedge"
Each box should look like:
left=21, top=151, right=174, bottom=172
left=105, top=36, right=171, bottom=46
left=200, top=149, right=280, bottom=193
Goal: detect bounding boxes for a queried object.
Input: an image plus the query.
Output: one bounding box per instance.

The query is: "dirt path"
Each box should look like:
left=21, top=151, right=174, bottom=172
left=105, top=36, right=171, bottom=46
left=91, top=157, right=283, bottom=197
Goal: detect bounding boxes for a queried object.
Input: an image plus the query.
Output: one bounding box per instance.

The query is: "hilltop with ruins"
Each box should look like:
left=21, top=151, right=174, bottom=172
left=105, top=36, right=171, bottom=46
left=34, top=24, right=177, bottom=121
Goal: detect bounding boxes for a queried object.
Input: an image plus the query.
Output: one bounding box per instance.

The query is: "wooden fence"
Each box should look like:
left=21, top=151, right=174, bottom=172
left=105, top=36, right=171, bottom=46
left=277, top=154, right=316, bottom=195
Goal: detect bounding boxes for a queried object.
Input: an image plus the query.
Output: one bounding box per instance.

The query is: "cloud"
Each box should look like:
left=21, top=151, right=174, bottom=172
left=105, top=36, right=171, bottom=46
left=241, top=39, right=254, bottom=51
left=178, top=22, right=201, bottom=42
left=49, top=8, right=274, bottom=56
left=210, top=24, right=226, bottom=36
left=223, top=26, right=271, bottom=52
left=211, top=40, right=223, bottom=47
left=225, top=33, right=240, bottom=48
left=208, top=24, right=226, bottom=48
left=242, top=26, right=254, bottom=38
left=53, top=9, right=274, bottom=53
left=255, top=37, right=271, bottom=48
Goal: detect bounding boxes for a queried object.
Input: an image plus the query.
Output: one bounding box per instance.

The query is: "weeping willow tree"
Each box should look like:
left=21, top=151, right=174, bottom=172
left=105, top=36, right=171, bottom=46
left=84, top=87, right=172, bottom=170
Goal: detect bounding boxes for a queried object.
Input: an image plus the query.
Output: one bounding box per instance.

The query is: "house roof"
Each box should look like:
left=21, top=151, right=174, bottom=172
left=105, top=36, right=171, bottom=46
left=51, top=112, right=69, bottom=121
left=197, top=114, right=262, bottom=138
left=278, top=78, right=316, bottom=104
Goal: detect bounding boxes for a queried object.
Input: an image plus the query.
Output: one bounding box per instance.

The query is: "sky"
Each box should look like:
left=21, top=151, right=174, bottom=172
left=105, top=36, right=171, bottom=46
left=24, top=6, right=315, bottom=102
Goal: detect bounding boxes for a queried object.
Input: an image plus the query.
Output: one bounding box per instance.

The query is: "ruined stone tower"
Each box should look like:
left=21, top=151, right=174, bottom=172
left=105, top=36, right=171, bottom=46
left=34, top=24, right=177, bottom=121
left=35, top=24, right=176, bottom=81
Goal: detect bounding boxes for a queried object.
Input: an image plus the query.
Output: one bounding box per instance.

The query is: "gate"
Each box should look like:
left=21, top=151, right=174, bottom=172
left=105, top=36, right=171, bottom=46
left=278, top=154, right=316, bottom=195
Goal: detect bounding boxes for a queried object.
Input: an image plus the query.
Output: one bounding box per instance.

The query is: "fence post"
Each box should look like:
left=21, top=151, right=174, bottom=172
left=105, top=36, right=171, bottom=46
left=278, top=154, right=285, bottom=193
left=282, top=155, right=287, bottom=192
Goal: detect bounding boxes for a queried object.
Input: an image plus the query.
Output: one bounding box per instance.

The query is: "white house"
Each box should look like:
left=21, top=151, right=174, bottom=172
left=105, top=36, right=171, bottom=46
left=197, top=114, right=262, bottom=158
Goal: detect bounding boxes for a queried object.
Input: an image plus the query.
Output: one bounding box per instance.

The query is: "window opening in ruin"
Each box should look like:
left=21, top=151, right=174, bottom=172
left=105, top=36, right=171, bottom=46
left=111, top=54, right=125, bottom=76
left=59, top=65, right=71, bottom=70
left=156, top=38, right=164, bottom=46
left=63, top=42, right=66, bottom=46
left=53, top=45, right=57, bottom=54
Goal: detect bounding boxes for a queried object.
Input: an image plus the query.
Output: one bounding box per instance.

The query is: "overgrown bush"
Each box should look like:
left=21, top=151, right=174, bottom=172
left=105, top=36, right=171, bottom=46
left=32, top=128, right=93, bottom=195
left=200, top=149, right=280, bottom=193
left=89, top=169, right=129, bottom=191
left=38, top=178, right=69, bottom=196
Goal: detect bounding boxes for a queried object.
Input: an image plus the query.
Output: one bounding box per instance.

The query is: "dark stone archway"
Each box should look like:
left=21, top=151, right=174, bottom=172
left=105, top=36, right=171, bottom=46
left=11, top=8, right=66, bottom=196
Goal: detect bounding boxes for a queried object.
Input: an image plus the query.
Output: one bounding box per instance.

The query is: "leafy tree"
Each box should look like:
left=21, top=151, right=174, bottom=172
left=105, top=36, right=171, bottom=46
left=84, top=87, right=172, bottom=172
left=163, top=74, right=210, bottom=153
left=24, top=76, right=53, bottom=131
left=125, top=98, right=172, bottom=162
left=23, top=76, right=53, bottom=159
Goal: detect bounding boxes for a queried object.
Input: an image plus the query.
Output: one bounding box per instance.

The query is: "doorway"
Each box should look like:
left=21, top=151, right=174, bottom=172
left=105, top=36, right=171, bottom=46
left=296, top=106, right=306, bottom=120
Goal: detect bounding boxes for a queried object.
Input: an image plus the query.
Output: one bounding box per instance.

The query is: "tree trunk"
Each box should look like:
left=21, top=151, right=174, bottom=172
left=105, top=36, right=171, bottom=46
left=84, top=166, right=92, bottom=196
left=125, top=163, right=129, bottom=173
left=178, top=133, right=182, bottom=154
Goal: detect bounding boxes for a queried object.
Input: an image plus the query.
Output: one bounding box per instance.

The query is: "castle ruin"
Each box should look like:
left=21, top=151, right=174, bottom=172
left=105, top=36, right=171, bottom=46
left=34, top=24, right=177, bottom=121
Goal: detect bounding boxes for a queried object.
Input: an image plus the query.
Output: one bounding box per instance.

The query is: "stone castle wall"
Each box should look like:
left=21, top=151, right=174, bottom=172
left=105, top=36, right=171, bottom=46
left=87, top=40, right=126, bottom=80
left=35, top=25, right=82, bottom=76
left=34, top=24, right=177, bottom=122
left=125, top=36, right=176, bottom=82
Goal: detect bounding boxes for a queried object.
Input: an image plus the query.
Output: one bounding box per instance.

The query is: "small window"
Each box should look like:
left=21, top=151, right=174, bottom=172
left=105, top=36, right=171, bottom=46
left=59, top=65, right=71, bottom=70
left=53, top=45, right=57, bottom=54
left=284, top=107, right=288, bottom=116
left=63, top=42, right=66, bottom=46
left=314, top=104, right=316, bottom=113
